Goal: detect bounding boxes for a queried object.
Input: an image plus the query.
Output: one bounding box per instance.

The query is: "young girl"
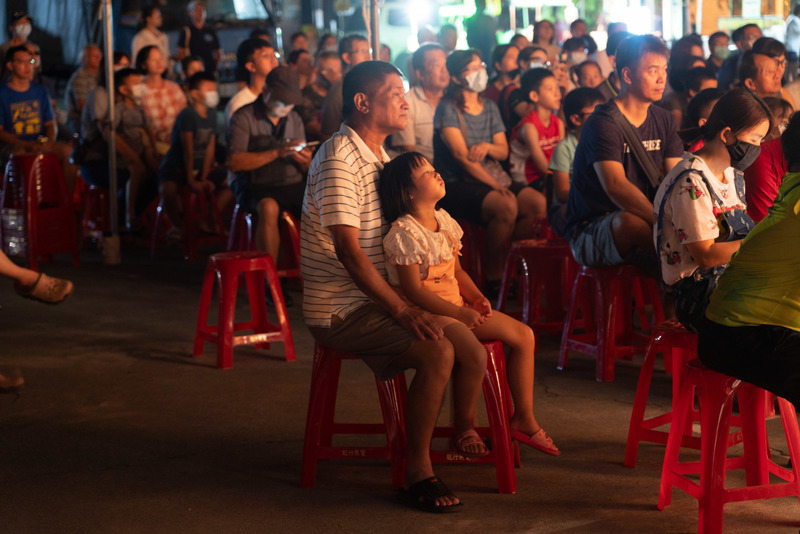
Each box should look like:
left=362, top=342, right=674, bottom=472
left=379, top=152, right=559, bottom=457
left=654, top=87, right=772, bottom=332
left=509, top=68, right=565, bottom=219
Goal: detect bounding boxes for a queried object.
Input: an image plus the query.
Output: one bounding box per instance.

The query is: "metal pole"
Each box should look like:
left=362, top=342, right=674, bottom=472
left=371, top=0, right=380, bottom=61
left=103, top=0, right=121, bottom=264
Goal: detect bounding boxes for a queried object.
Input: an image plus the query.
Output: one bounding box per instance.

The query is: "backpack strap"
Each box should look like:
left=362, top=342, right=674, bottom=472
left=597, top=103, right=663, bottom=189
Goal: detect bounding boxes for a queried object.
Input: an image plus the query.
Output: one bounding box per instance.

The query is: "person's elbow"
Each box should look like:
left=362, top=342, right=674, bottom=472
left=228, top=154, right=245, bottom=173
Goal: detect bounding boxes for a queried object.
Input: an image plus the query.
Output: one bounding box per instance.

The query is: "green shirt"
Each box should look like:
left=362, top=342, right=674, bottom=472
left=706, top=171, right=800, bottom=331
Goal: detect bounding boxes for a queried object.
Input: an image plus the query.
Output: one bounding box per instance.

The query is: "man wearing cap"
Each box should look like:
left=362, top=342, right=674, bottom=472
left=228, top=66, right=312, bottom=263
left=1, top=12, right=35, bottom=81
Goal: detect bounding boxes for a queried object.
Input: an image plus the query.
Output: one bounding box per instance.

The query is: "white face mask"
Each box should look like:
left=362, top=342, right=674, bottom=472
left=464, top=68, right=488, bottom=93
left=203, top=90, right=219, bottom=109
left=529, top=59, right=551, bottom=70
left=131, top=83, right=146, bottom=104
left=568, top=51, right=588, bottom=65
left=268, top=102, right=294, bottom=118
left=15, top=23, right=32, bottom=40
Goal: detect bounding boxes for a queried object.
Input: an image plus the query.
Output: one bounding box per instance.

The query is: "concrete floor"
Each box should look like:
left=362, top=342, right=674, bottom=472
left=1, top=244, right=798, bottom=533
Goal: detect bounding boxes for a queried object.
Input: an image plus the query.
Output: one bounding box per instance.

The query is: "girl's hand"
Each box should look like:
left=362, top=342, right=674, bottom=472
left=457, top=307, right=485, bottom=329
left=468, top=143, right=490, bottom=162
left=471, top=297, right=493, bottom=317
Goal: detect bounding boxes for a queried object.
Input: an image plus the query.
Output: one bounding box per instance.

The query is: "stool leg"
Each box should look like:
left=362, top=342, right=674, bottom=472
left=301, top=347, right=335, bottom=488
left=658, top=368, right=697, bottom=510
left=496, top=249, right=518, bottom=312
left=739, top=385, right=770, bottom=487
left=216, top=265, right=238, bottom=369
left=518, top=256, right=532, bottom=326
left=245, top=269, right=270, bottom=350
left=597, top=276, right=615, bottom=382
left=376, top=374, right=408, bottom=489
left=150, top=198, right=165, bottom=260
left=624, top=334, right=659, bottom=468
left=264, top=256, right=296, bottom=362
left=483, top=343, right=516, bottom=494
left=558, top=271, right=584, bottom=371
left=776, top=398, right=800, bottom=503
left=193, top=266, right=216, bottom=356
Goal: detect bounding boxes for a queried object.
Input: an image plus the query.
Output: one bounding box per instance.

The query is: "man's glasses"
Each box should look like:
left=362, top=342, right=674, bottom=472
left=13, top=58, right=35, bottom=64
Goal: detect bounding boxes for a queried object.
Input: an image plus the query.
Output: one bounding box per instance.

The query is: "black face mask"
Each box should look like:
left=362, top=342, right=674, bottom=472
left=726, top=139, right=761, bottom=171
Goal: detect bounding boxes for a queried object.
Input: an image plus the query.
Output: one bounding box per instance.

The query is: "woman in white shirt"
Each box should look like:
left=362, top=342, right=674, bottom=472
left=131, top=6, right=171, bottom=76
left=653, top=87, right=772, bottom=332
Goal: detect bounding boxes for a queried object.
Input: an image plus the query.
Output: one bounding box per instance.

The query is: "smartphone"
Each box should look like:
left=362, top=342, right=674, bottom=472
left=293, top=140, right=320, bottom=151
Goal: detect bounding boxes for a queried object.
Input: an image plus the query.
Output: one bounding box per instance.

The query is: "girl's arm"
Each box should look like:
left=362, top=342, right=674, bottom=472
left=521, top=122, right=551, bottom=176
left=396, top=262, right=485, bottom=328
left=453, top=256, right=492, bottom=316
left=685, top=239, right=742, bottom=269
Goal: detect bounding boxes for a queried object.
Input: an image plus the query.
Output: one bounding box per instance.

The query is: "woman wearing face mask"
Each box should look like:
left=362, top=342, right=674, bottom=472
left=135, top=45, right=187, bottom=150
left=0, top=12, right=35, bottom=81
left=653, top=88, right=772, bottom=332
left=433, top=49, right=543, bottom=298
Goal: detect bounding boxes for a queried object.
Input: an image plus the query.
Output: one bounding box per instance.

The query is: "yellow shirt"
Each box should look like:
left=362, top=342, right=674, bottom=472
left=706, top=171, right=800, bottom=331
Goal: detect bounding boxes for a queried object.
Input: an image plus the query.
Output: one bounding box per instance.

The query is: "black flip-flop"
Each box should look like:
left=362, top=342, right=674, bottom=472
left=399, top=475, right=463, bottom=513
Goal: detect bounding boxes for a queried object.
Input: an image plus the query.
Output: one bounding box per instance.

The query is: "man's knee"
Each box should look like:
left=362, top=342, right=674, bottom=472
left=256, top=197, right=280, bottom=223
left=611, top=211, right=651, bottom=237
left=405, top=338, right=455, bottom=380
left=483, top=192, right=518, bottom=224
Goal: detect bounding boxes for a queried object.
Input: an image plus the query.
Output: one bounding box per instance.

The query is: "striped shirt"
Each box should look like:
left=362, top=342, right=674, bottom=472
left=301, top=123, right=390, bottom=327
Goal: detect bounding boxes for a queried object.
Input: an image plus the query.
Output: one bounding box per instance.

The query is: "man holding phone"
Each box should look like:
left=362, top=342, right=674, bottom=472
left=228, top=66, right=312, bottom=266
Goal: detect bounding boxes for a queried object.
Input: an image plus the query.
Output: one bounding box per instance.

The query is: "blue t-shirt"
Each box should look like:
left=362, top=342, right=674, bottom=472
left=160, top=106, right=216, bottom=174
left=0, top=82, right=54, bottom=141
left=564, top=101, right=682, bottom=234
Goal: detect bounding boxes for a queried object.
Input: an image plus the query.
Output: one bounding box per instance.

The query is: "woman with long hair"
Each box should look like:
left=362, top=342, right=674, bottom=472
left=135, top=45, right=187, bottom=148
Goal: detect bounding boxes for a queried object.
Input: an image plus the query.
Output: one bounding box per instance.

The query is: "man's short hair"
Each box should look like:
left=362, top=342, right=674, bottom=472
left=708, top=31, right=729, bottom=50
left=685, top=66, right=716, bottom=93
left=338, top=34, right=368, bottom=60
left=4, top=45, right=29, bottom=66
left=315, top=50, right=339, bottom=63
left=607, top=22, right=626, bottom=35
left=782, top=112, right=800, bottom=165
left=290, top=31, right=307, bottom=43
left=287, top=49, right=309, bottom=65
left=187, top=0, right=205, bottom=12
left=236, top=38, right=272, bottom=69
left=181, top=54, right=204, bottom=73
left=739, top=50, right=761, bottom=85
left=342, top=61, right=402, bottom=120
left=606, top=31, right=633, bottom=59
left=570, top=19, right=586, bottom=31
left=411, top=42, right=445, bottom=73
left=615, top=34, right=669, bottom=79
left=562, top=38, right=586, bottom=53
left=113, top=67, right=141, bottom=94
left=187, top=70, right=216, bottom=91
left=753, top=37, right=786, bottom=58
left=732, top=23, right=760, bottom=44
left=563, top=86, right=604, bottom=130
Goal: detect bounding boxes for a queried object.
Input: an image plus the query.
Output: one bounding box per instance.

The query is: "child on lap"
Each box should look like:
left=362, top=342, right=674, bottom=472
left=379, top=152, right=559, bottom=457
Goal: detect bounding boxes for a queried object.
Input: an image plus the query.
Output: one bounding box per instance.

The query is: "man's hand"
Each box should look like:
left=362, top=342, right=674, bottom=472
left=278, top=140, right=304, bottom=158
left=287, top=145, right=313, bottom=166
left=394, top=305, right=443, bottom=340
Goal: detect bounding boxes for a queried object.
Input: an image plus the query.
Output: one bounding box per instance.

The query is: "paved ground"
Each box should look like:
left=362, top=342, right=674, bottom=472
left=1, top=244, right=799, bottom=533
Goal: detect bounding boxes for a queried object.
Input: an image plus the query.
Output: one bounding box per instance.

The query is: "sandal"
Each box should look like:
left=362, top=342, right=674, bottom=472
left=510, top=428, right=560, bottom=456
left=14, top=273, right=73, bottom=305
left=399, top=475, right=463, bottom=513
left=452, top=429, right=490, bottom=458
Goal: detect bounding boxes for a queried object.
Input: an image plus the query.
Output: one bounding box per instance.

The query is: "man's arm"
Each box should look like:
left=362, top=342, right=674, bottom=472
left=329, top=224, right=442, bottom=340
left=0, top=127, right=37, bottom=151
left=594, top=160, right=653, bottom=222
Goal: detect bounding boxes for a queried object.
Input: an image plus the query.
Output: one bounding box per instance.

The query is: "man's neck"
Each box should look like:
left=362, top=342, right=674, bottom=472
left=346, top=119, right=387, bottom=159
left=192, top=101, right=208, bottom=118
left=248, top=75, right=266, bottom=96
left=85, top=66, right=99, bottom=76
left=711, top=57, right=723, bottom=68
left=7, top=76, right=30, bottom=92
left=192, top=21, right=204, bottom=30
left=421, top=85, right=443, bottom=107
left=615, top=90, right=651, bottom=127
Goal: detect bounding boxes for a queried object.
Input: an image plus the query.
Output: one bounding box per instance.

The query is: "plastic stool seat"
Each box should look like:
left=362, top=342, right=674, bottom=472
left=193, top=251, right=295, bottom=369
left=558, top=264, right=664, bottom=381
left=624, top=322, right=744, bottom=468
left=497, top=238, right=577, bottom=335
left=658, top=360, right=800, bottom=534
left=301, top=341, right=518, bottom=493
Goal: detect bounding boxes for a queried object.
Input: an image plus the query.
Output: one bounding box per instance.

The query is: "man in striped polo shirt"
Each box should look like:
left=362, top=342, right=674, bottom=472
left=301, top=61, right=462, bottom=512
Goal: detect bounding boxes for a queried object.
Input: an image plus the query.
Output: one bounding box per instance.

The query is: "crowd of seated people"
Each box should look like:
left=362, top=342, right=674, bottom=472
left=6, top=7, right=800, bottom=513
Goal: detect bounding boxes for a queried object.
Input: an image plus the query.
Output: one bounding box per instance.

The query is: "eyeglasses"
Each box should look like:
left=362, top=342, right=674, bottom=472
left=13, top=58, right=35, bottom=64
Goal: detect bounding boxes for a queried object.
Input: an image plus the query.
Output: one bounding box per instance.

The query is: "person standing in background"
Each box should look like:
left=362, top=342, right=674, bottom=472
left=178, top=0, right=221, bottom=76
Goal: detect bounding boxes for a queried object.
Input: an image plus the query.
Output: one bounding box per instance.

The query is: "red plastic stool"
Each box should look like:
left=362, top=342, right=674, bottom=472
left=301, top=341, right=518, bottom=493
left=227, top=207, right=302, bottom=287
left=300, top=344, right=408, bottom=489
left=227, top=203, right=254, bottom=252
left=658, top=360, right=800, bottom=534
left=80, top=185, right=112, bottom=246
left=426, top=340, right=518, bottom=494
left=558, top=264, right=665, bottom=381
left=193, top=251, right=295, bottom=369
left=0, top=153, right=80, bottom=270
left=151, top=188, right=227, bottom=261
left=457, top=218, right=485, bottom=291
left=496, top=238, right=577, bottom=335
left=624, top=322, right=745, bottom=468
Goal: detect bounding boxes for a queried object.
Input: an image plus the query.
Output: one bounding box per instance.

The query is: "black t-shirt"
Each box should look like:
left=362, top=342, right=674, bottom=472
left=179, top=25, right=220, bottom=73
left=564, top=100, right=683, bottom=234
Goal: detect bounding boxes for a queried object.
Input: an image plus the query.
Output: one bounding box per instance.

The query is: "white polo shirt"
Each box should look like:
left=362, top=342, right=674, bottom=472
left=301, top=123, right=391, bottom=327
left=390, top=85, right=436, bottom=161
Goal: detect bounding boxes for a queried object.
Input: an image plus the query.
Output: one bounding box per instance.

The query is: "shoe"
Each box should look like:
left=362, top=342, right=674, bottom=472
left=452, top=429, right=490, bottom=458
left=510, top=428, right=560, bottom=456
left=14, top=273, right=73, bottom=305
left=399, top=476, right=463, bottom=513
